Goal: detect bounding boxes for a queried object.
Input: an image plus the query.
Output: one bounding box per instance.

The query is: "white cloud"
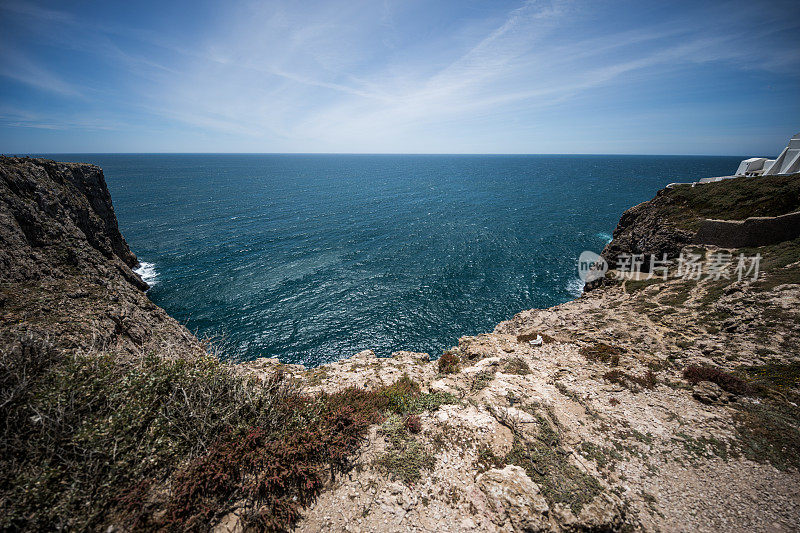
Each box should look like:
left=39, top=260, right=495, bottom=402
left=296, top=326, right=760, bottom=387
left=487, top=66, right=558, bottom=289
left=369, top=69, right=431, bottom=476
left=1, top=0, right=798, bottom=151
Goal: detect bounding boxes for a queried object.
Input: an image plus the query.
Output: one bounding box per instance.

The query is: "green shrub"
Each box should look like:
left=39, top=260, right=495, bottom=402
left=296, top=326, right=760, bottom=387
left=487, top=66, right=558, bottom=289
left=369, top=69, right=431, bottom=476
left=404, top=414, right=422, bottom=434
left=0, top=337, right=292, bottom=531
left=375, top=416, right=435, bottom=484
left=501, top=356, right=532, bottom=375
left=503, top=416, right=601, bottom=514
left=580, top=343, right=623, bottom=365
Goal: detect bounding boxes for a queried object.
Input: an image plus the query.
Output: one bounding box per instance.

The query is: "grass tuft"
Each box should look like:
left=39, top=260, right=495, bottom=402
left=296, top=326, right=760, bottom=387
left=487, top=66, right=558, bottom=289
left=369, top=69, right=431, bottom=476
left=500, top=356, right=532, bottom=375
left=580, top=343, right=623, bottom=365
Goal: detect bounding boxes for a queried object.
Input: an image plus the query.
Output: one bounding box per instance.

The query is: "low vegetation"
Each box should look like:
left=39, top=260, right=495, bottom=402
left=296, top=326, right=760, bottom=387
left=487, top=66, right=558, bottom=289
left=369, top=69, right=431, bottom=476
left=743, top=237, right=800, bottom=291
left=504, top=413, right=602, bottom=514
left=0, top=337, right=455, bottom=531
left=733, top=400, right=800, bottom=472
left=580, top=343, right=623, bottom=365
left=470, top=370, right=495, bottom=392
left=603, top=369, right=657, bottom=391
left=665, top=173, right=800, bottom=229
left=437, top=349, right=460, bottom=374
left=376, top=415, right=436, bottom=484
left=682, top=365, right=750, bottom=395
left=500, top=356, right=532, bottom=375
left=740, top=361, right=800, bottom=394
left=731, top=361, right=800, bottom=472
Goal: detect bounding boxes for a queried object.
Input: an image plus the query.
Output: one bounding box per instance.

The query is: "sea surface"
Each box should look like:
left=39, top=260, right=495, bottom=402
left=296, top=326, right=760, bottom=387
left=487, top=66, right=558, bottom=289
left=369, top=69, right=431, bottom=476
left=43, top=154, right=741, bottom=366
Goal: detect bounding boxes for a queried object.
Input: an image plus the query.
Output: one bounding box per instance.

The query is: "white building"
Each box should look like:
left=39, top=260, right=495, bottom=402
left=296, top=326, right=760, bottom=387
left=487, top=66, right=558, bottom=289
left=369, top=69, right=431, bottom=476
left=764, top=132, right=800, bottom=175
left=735, top=132, right=800, bottom=177
left=735, top=157, right=770, bottom=177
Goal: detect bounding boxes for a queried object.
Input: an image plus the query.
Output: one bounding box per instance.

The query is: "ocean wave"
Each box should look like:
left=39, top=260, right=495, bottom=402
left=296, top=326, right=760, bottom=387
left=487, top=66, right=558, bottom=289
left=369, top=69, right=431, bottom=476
left=566, top=278, right=585, bottom=297
left=596, top=232, right=613, bottom=243
left=134, top=261, right=158, bottom=287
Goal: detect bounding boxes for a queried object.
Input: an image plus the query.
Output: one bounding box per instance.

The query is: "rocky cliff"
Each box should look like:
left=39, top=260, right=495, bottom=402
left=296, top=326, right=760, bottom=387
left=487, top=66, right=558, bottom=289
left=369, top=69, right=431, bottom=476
left=1, top=158, right=798, bottom=532
left=599, top=172, right=800, bottom=273
left=599, top=188, right=694, bottom=272
left=0, top=156, right=204, bottom=356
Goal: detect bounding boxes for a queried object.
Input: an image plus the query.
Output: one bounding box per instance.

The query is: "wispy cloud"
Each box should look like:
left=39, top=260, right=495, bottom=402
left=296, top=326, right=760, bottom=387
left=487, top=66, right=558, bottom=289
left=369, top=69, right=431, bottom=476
left=1, top=0, right=798, bottom=152
left=0, top=0, right=76, bottom=24
left=0, top=47, right=83, bottom=97
left=0, top=106, right=122, bottom=130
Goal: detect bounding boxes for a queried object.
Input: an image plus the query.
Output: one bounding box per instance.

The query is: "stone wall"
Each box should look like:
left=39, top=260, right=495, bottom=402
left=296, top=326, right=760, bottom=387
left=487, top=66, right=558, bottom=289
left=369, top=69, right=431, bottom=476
left=694, top=211, right=800, bottom=248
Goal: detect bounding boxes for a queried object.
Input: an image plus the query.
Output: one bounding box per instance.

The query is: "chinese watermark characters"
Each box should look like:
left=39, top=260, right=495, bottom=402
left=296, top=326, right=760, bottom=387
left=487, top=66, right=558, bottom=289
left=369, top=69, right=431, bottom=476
left=612, top=252, right=760, bottom=282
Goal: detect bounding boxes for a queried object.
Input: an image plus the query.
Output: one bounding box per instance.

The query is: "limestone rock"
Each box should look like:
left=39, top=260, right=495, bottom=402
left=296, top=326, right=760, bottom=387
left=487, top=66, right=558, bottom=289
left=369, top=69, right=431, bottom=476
left=692, top=381, right=733, bottom=405
left=478, top=465, right=550, bottom=532
left=212, top=509, right=244, bottom=533
left=552, top=493, right=624, bottom=532
left=575, top=493, right=625, bottom=532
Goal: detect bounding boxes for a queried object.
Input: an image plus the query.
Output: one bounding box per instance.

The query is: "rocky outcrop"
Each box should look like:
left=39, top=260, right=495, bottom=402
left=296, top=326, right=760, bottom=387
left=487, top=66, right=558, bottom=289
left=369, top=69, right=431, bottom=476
left=0, top=157, right=204, bottom=357
left=600, top=189, right=693, bottom=272
left=238, top=239, right=800, bottom=532
left=0, top=157, right=137, bottom=283
left=601, top=173, right=800, bottom=273
left=478, top=466, right=550, bottom=531
left=692, top=381, right=734, bottom=405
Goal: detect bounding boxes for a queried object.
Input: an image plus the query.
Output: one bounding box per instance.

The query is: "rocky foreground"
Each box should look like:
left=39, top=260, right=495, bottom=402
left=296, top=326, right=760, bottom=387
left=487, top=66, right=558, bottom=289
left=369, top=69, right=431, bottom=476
left=1, top=157, right=798, bottom=532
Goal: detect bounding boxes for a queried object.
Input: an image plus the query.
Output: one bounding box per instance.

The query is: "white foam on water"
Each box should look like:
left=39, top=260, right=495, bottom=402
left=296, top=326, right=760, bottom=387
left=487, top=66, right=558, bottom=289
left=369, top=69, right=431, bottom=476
left=134, top=261, right=158, bottom=287
left=597, top=232, right=613, bottom=243
left=566, top=278, right=585, bottom=297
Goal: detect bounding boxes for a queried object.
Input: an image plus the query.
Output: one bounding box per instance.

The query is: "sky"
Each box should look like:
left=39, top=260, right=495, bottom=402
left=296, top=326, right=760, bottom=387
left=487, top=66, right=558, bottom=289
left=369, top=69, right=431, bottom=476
left=0, top=0, right=799, bottom=155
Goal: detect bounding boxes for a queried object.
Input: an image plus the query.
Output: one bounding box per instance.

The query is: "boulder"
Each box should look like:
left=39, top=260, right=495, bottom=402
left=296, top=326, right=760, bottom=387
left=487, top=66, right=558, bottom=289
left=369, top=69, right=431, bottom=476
left=478, top=465, right=550, bottom=532
left=692, top=380, right=733, bottom=405
left=552, top=492, right=625, bottom=532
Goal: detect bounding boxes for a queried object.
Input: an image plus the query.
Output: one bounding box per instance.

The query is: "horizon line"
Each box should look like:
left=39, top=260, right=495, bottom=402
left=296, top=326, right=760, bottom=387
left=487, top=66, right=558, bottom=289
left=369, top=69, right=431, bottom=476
left=4, top=151, right=751, bottom=158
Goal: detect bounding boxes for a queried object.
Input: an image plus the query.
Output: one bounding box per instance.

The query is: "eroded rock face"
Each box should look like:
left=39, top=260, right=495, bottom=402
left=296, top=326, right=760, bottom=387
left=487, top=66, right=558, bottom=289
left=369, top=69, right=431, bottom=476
left=0, top=157, right=137, bottom=281
left=0, top=157, right=204, bottom=357
left=554, top=493, right=625, bottom=532
left=600, top=189, right=694, bottom=273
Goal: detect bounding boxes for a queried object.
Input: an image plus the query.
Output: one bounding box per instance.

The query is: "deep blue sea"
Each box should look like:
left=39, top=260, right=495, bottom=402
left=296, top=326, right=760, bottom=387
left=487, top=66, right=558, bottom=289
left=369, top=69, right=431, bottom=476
left=43, top=154, right=741, bottom=366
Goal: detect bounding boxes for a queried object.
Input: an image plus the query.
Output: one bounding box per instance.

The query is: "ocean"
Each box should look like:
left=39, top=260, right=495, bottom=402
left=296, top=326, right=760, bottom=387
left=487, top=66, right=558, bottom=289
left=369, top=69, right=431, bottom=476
left=44, top=154, right=741, bottom=366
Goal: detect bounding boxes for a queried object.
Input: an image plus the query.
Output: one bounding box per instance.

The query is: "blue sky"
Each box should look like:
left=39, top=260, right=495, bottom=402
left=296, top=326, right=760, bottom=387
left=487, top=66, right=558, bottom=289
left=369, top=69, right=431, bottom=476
left=0, top=0, right=798, bottom=154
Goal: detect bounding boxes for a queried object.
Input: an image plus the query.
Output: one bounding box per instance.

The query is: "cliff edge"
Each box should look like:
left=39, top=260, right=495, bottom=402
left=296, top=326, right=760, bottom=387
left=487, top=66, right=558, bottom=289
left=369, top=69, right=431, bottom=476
left=240, top=174, right=800, bottom=533
left=0, top=156, right=204, bottom=356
